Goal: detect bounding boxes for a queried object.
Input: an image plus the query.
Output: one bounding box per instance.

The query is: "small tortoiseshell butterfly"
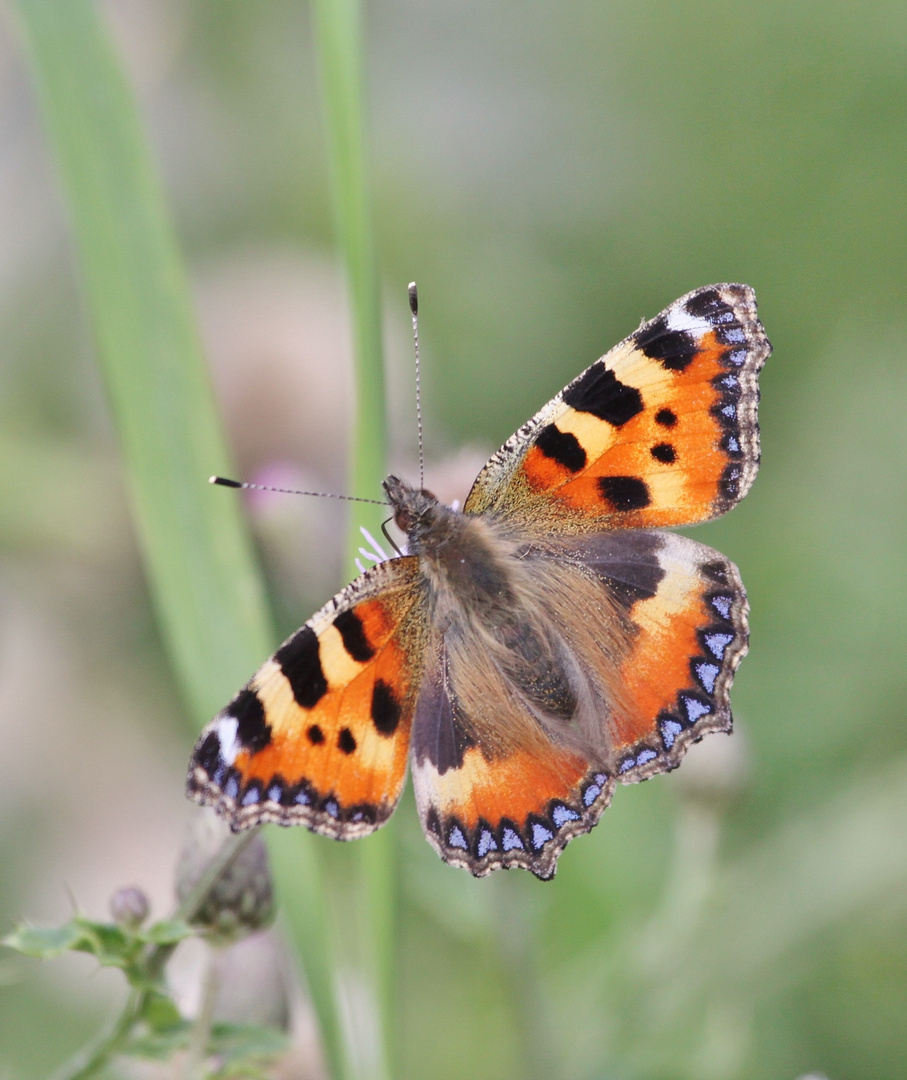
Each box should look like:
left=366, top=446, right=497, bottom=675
left=188, top=283, right=770, bottom=879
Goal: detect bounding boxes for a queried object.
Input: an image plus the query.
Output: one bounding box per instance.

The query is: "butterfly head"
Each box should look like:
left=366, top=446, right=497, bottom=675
left=383, top=475, right=444, bottom=542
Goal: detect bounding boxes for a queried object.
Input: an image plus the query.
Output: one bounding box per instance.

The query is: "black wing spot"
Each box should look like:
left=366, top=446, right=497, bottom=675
left=580, top=529, right=665, bottom=609
left=684, top=288, right=726, bottom=322
left=425, top=806, right=442, bottom=838
left=371, top=679, right=402, bottom=737
left=650, top=443, right=676, bottom=464
left=232, top=688, right=271, bottom=753
left=334, top=609, right=375, bottom=663
left=655, top=408, right=677, bottom=427
left=307, top=724, right=326, bottom=745
left=535, top=424, right=586, bottom=472
left=634, top=316, right=698, bottom=371
left=277, top=627, right=328, bottom=708
left=598, top=475, right=651, bottom=511
left=563, top=366, right=644, bottom=426
left=338, top=727, right=357, bottom=754
left=701, top=560, right=731, bottom=585
left=195, top=731, right=221, bottom=777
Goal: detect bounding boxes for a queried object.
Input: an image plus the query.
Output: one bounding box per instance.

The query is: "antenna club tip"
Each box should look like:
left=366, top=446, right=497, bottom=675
left=408, top=281, right=418, bottom=315
left=210, top=475, right=243, bottom=488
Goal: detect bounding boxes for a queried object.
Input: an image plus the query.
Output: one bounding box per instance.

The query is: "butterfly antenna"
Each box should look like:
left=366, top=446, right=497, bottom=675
left=409, top=281, right=425, bottom=491
left=209, top=475, right=388, bottom=506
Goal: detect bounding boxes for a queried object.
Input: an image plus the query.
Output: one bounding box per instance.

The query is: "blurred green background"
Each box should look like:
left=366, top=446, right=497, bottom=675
left=1, top=2, right=905, bottom=1078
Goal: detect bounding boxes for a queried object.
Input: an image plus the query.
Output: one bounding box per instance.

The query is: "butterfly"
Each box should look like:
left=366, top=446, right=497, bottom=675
left=187, top=283, right=770, bottom=879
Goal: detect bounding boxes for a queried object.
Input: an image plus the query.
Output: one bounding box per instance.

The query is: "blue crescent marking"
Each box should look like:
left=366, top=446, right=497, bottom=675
left=477, top=829, right=497, bottom=856
left=695, top=662, right=721, bottom=693
left=448, top=825, right=468, bottom=850
left=502, top=827, right=524, bottom=851
left=682, top=695, right=711, bottom=723
left=551, top=803, right=580, bottom=827
left=531, top=823, right=554, bottom=850
left=660, top=718, right=683, bottom=748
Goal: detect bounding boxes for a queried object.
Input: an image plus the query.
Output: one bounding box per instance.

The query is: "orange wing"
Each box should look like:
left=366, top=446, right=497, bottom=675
left=463, top=284, right=770, bottom=531
left=408, top=529, right=747, bottom=879
left=409, top=636, right=615, bottom=880
left=187, top=557, right=427, bottom=837
left=572, top=529, right=748, bottom=779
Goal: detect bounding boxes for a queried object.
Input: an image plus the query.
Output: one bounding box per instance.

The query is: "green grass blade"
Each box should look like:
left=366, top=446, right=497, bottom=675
left=12, top=0, right=271, bottom=725
left=313, top=0, right=387, bottom=563
left=312, top=3, right=395, bottom=1079
left=12, top=3, right=348, bottom=1077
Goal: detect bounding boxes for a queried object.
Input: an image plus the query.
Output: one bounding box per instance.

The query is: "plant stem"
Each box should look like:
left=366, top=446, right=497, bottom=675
left=310, top=4, right=395, bottom=1078
left=49, top=990, right=144, bottom=1080
left=11, top=0, right=272, bottom=728
left=312, top=0, right=388, bottom=558
left=181, top=949, right=220, bottom=1080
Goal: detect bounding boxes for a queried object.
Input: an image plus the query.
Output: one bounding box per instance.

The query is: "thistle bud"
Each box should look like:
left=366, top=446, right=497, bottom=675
left=175, top=811, right=274, bottom=943
left=110, top=885, right=150, bottom=928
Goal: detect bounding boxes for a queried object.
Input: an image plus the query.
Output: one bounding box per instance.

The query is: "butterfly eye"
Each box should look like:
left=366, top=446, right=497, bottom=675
left=394, top=506, right=414, bottom=532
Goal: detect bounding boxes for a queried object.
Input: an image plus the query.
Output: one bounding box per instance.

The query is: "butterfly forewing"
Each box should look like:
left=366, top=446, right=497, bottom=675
left=464, top=283, right=770, bottom=532
left=187, top=557, right=428, bottom=837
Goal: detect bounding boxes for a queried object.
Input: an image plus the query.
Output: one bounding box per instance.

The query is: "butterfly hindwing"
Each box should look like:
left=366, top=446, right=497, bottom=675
left=407, top=528, right=747, bottom=879
left=187, top=557, right=428, bottom=837
left=464, top=283, right=770, bottom=532
left=409, top=637, right=615, bottom=880
left=568, top=529, right=748, bottom=782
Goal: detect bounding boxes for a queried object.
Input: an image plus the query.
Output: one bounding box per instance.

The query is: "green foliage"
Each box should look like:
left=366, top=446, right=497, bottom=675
left=4, top=915, right=191, bottom=980
left=125, top=1015, right=289, bottom=1075
left=0, top=830, right=293, bottom=1078
left=2, top=912, right=290, bottom=1077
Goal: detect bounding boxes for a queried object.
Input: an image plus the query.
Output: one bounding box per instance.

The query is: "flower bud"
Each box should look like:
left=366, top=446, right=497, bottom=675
left=110, top=885, right=150, bottom=928
left=176, top=811, right=274, bottom=943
